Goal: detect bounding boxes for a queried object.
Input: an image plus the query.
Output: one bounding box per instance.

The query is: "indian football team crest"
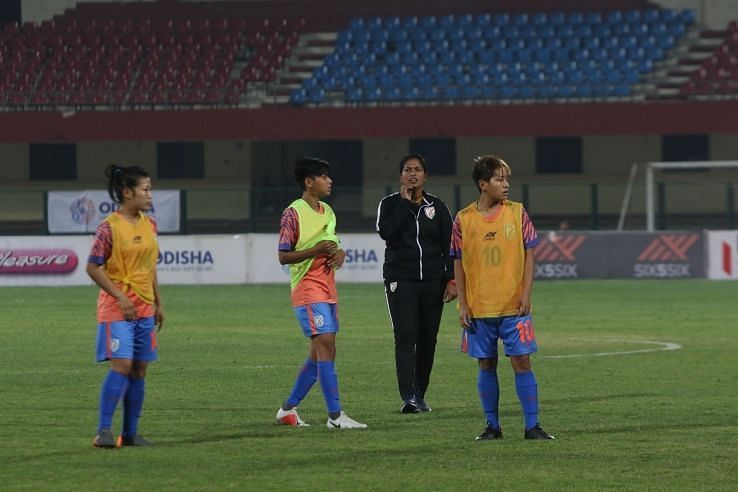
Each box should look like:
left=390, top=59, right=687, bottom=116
left=389, top=281, right=398, bottom=293
left=504, top=224, right=514, bottom=240
left=110, top=339, right=120, bottom=353
left=313, top=314, right=325, bottom=328
left=424, top=206, right=436, bottom=220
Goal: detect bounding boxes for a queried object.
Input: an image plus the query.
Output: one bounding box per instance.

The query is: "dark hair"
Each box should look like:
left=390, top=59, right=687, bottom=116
left=399, top=153, right=427, bottom=174
left=105, top=165, right=150, bottom=203
left=472, top=155, right=511, bottom=192
left=294, top=157, right=331, bottom=191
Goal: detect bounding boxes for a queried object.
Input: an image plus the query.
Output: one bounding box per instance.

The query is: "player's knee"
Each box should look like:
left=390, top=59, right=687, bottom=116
left=110, top=359, right=133, bottom=376
left=510, top=355, right=531, bottom=373
left=130, top=363, right=148, bottom=379
left=478, top=357, right=498, bottom=371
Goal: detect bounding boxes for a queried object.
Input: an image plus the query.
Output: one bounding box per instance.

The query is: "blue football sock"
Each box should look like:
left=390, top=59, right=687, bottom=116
left=98, top=370, right=129, bottom=432
left=477, top=368, right=500, bottom=429
left=122, top=377, right=145, bottom=438
left=515, top=371, right=539, bottom=431
left=285, top=359, right=318, bottom=408
left=317, top=361, right=341, bottom=415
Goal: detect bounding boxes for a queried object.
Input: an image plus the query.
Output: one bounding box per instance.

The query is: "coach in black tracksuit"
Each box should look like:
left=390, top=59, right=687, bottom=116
left=376, top=153, right=457, bottom=414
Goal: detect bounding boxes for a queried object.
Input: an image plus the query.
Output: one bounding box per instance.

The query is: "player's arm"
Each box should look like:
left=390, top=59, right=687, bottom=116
left=440, top=200, right=457, bottom=302
left=152, top=269, right=164, bottom=331
left=454, top=259, right=472, bottom=328
left=86, top=263, right=136, bottom=321
left=518, top=246, right=535, bottom=316
left=278, top=207, right=338, bottom=265
left=86, top=222, right=135, bottom=320
left=278, top=241, right=337, bottom=265
left=518, top=207, right=538, bottom=316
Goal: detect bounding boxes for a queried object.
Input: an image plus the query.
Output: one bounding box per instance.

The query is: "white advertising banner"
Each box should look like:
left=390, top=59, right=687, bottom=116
left=157, top=235, right=248, bottom=285
left=0, top=235, right=92, bottom=286
left=706, top=230, right=738, bottom=280
left=0, top=233, right=385, bottom=287
left=47, top=190, right=180, bottom=233
left=244, top=233, right=385, bottom=283
left=335, top=233, right=385, bottom=283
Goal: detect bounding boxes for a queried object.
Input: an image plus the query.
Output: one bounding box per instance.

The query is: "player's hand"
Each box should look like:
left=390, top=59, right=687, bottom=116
left=313, top=240, right=338, bottom=257
left=443, top=281, right=458, bottom=303
left=155, top=305, right=165, bottom=332
left=327, top=249, right=346, bottom=270
left=117, top=295, right=136, bottom=321
left=459, top=302, right=473, bottom=329
left=400, top=184, right=414, bottom=201
left=517, top=295, right=532, bottom=316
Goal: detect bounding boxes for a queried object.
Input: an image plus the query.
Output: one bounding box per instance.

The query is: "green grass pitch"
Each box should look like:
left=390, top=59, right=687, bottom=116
left=1, top=280, right=737, bottom=490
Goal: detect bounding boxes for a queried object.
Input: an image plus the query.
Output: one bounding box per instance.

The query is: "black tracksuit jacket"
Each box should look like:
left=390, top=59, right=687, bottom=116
left=376, top=191, right=454, bottom=283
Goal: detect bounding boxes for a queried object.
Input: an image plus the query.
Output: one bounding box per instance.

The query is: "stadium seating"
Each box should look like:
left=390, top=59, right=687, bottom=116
left=0, top=7, right=304, bottom=108
left=680, top=20, right=738, bottom=97
left=291, top=9, right=697, bottom=105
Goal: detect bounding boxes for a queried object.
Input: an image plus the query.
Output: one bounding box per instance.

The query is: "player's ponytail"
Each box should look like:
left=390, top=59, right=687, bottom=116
left=105, top=165, right=150, bottom=203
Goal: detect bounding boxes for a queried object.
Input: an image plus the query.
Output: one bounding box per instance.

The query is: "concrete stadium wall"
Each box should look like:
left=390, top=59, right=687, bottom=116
left=2, top=134, right=737, bottom=224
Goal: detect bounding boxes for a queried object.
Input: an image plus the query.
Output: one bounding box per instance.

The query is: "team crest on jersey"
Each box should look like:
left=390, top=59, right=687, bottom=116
left=504, top=224, right=514, bottom=240
left=390, top=282, right=398, bottom=293
left=424, top=206, right=436, bottom=220
left=313, top=315, right=325, bottom=328
left=110, top=339, right=120, bottom=353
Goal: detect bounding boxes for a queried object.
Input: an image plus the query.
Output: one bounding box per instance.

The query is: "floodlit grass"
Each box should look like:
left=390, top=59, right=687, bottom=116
left=1, top=280, right=737, bottom=490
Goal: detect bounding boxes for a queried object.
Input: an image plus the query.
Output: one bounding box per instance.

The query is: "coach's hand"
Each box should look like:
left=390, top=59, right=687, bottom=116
left=443, top=281, right=457, bottom=303
left=400, top=184, right=414, bottom=201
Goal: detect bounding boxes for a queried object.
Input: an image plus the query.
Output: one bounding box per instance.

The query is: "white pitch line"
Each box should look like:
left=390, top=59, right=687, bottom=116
left=540, top=339, right=682, bottom=359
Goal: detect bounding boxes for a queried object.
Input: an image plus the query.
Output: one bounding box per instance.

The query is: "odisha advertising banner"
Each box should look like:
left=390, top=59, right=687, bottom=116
left=47, top=190, right=181, bottom=233
left=245, top=233, right=385, bottom=283
left=534, top=231, right=705, bottom=279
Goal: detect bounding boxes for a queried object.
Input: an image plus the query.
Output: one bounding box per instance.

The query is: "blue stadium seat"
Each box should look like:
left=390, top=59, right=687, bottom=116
left=643, top=10, right=660, bottom=24
left=493, top=14, right=510, bottom=27
left=679, top=9, right=696, bottom=24
left=625, top=10, right=641, bottom=24
left=568, top=12, right=584, bottom=25
left=549, top=12, right=566, bottom=25
left=475, top=14, right=492, bottom=27
left=585, top=12, right=603, bottom=24
left=514, top=13, right=530, bottom=26
left=607, top=11, right=624, bottom=24
left=457, top=14, right=474, bottom=28
left=439, top=15, right=455, bottom=28
left=499, top=86, right=518, bottom=98
left=531, top=13, right=547, bottom=26
left=420, top=16, right=437, bottom=29
left=403, top=16, right=419, bottom=28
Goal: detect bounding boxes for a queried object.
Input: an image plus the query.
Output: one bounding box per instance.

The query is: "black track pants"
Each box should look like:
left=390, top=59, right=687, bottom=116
left=384, top=278, right=445, bottom=401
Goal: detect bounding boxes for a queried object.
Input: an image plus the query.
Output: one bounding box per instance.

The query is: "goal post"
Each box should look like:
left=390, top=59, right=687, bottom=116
left=645, top=160, right=738, bottom=231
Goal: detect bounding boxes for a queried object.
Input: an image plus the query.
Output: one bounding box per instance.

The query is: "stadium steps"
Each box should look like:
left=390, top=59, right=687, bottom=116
left=268, top=32, right=337, bottom=102
left=648, top=23, right=725, bottom=99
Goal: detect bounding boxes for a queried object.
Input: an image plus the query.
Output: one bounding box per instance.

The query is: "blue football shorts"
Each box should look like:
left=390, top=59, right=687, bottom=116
left=95, top=316, right=158, bottom=362
left=461, top=314, right=538, bottom=359
left=293, top=302, right=339, bottom=338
